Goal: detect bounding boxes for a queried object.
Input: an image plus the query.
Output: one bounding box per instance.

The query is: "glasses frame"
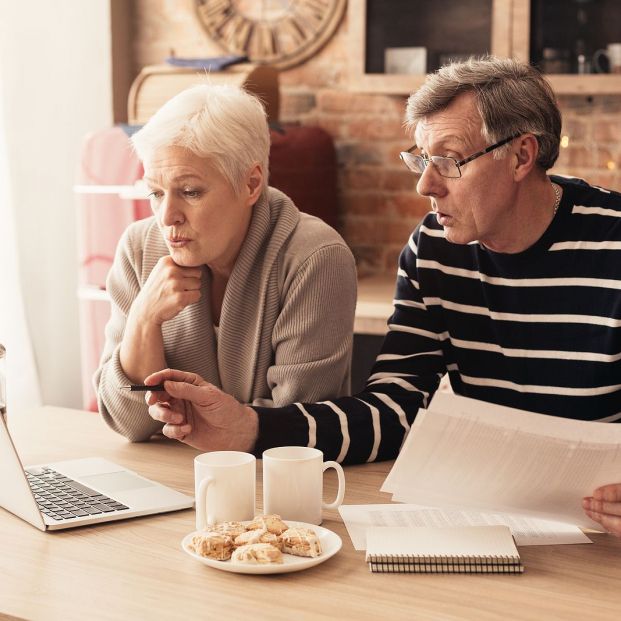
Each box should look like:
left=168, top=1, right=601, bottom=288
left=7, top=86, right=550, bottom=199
left=400, top=133, right=522, bottom=178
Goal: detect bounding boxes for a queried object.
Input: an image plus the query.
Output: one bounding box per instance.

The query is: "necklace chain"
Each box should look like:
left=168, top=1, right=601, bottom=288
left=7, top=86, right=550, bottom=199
left=551, top=182, right=561, bottom=216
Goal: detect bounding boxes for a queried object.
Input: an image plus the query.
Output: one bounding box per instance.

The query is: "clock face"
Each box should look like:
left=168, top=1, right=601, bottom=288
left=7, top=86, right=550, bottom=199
left=195, top=0, right=347, bottom=69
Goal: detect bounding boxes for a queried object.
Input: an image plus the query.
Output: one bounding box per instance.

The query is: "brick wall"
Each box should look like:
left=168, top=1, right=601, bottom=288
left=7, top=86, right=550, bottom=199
left=555, top=96, right=621, bottom=191
left=132, top=1, right=621, bottom=276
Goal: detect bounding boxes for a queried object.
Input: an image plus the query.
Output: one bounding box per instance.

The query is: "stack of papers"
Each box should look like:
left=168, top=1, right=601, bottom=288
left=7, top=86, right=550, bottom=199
left=339, top=503, right=591, bottom=548
left=340, top=393, right=621, bottom=549
left=383, top=393, right=621, bottom=528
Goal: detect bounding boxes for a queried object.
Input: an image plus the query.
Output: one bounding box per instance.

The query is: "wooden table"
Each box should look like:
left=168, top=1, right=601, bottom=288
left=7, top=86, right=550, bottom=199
left=1, top=407, right=620, bottom=621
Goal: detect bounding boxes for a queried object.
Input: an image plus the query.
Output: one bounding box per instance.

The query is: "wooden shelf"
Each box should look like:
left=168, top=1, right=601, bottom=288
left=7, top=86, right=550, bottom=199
left=350, top=73, right=621, bottom=96
left=354, top=274, right=394, bottom=335
left=349, top=73, right=426, bottom=95
left=545, top=74, right=621, bottom=96
left=77, top=286, right=110, bottom=302
left=74, top=184, right=149, bottom=199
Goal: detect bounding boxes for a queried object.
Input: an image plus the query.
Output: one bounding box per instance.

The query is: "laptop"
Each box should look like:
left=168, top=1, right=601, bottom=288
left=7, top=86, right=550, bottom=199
left=0, top=413, right=194, bottom=531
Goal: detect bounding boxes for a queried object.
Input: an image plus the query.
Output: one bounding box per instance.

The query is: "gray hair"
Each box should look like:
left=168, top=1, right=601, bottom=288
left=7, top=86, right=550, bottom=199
left=405, top=56, right=561, bottom=170
left=131, top=83, right=270, bottom=194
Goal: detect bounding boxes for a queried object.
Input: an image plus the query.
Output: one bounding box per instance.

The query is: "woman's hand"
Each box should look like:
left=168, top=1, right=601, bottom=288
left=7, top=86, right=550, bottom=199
left=133, top=256, right=203, bottom=326
left=144, top=368, right=259, bottom=452
left=118, top=257, right=203, bottom=384
left=583, top=484, right=621, bottom=536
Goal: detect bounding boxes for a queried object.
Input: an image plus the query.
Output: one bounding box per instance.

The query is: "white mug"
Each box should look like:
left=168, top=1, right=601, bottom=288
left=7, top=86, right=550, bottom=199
left=194, top=451, right=256, bottom=530
left=262, top=446, right=345, bottom=525
left=593, top=43, right=621, bottom=74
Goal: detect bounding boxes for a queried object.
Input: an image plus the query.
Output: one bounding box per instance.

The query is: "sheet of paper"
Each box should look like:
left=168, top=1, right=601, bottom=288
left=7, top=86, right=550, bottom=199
left=381, top=393, right=621, bottom=528
left=339, top=504, right=591, bottom=549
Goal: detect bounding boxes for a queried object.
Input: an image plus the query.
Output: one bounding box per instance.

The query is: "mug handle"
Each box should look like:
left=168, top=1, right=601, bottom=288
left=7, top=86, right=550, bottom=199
left=196, top=476, right=214, bottom=531
left=593, top=48, right=608, bottom=74
left=322, top=461, right=346, bottom=509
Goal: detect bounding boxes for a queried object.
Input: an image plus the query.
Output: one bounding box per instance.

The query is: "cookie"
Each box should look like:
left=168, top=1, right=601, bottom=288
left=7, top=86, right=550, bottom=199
left=281, top=527, right=322, bottom=558
left=188, top=531, right=233, bottom=561
left=212, top=521, right=247, bottom=539
left=246, top=514, right=289, bottom=535
left=231, top=543, right=283, bottom=564
left=234, top=528, right=283, bottom=550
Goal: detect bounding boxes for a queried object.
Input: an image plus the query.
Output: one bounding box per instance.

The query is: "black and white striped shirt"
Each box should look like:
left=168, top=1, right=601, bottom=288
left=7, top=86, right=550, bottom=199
left=253, top=176, right=621, bottom=464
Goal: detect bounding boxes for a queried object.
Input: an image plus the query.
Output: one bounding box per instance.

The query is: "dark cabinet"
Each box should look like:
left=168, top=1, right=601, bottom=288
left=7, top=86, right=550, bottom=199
left=350, top=0, right=621, bottom=94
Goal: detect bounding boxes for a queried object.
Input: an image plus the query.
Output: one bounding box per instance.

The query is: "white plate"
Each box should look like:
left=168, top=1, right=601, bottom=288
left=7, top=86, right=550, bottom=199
left=181, top=521, right=342, bottom=575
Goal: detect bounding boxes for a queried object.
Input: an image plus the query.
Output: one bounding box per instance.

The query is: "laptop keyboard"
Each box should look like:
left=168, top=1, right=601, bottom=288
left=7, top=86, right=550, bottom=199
left=25, top=466, right=129, bottom=521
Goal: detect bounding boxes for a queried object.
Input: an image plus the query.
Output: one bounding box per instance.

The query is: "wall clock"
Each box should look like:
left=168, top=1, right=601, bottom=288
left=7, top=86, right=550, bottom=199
left=195, top=0, right=347, bottom=69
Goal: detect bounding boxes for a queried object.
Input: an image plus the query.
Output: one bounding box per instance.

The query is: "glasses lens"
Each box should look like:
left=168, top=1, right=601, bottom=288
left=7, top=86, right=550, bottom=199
left=400, top=152, right=425, bottom=173
left=432, top=157, right=460, bottom=178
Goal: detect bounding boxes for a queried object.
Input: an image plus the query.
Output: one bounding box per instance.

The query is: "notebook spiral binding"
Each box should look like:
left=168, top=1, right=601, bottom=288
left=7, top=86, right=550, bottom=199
left=367, top=553, right=524, bottom=574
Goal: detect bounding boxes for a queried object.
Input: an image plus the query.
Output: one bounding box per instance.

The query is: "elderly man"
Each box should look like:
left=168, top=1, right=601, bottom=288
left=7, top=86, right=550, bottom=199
left=143, top=57, right=621, bottom=535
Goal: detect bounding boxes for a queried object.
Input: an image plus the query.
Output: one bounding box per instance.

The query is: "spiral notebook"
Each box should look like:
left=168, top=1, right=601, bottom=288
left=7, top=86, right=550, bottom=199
left=365, top=525, right=524, bottom=574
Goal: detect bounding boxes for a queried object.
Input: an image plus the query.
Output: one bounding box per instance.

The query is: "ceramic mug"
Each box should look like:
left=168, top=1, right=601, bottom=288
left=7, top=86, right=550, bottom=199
left=262, top=446, right=345, bottom=525
left=194, top=451, right=256, bottom=530
left=593, top=43, right=621, bottom=74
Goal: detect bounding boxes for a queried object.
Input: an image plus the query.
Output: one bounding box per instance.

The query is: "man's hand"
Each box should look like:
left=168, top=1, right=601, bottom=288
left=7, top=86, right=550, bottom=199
left=583, top=484, right=621, bottom=536
left=143, top=368, right=259, bottom=453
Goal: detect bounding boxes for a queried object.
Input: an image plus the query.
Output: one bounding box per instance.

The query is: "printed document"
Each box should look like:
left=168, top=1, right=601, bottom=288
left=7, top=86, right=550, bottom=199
left=381, top=393, right=621, bottom=529
left=339, top=503, right=591, bottom=549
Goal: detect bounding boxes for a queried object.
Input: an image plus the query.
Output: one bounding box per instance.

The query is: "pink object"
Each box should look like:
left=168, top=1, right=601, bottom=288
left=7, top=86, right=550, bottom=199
left=76, top=127, right=150, bottom=287
left=76, top=127, right=150, bottom=411
left=78, top=298, right=112, bottom=412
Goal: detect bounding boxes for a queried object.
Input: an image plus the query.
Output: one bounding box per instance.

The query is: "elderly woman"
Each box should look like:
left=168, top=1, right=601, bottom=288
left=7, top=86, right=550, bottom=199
left=94, top=84, right=357, bottom=442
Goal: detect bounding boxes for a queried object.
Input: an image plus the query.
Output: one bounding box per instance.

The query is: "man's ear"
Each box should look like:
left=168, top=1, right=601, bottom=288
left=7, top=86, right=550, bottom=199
left=245, top=163, right=263, bottom=205
left=513, top=134, right=539, bottom=181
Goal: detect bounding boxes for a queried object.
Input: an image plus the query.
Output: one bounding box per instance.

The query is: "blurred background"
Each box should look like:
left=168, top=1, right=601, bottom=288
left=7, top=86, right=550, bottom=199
left=1, top=0, right=619, bottom=415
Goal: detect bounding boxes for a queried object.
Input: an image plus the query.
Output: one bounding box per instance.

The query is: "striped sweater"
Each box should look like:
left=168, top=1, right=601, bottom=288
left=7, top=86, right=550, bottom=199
left=254, top=176, right=621, bottom=464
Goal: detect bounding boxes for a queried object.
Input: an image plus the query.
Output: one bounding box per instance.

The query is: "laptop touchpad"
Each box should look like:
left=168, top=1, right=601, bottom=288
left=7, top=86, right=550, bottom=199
left=79, top=471, right=156, bottom=493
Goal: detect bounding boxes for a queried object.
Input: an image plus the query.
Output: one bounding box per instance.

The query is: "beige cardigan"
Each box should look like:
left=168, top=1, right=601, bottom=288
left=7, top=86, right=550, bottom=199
left=94, top=187, right=357, bottom=441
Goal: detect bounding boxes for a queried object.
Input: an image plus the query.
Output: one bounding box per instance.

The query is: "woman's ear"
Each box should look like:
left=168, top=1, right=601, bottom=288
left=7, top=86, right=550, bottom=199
left=245, top=163, right=263, bottom=205
left=513, top=134, right=539, bottom=181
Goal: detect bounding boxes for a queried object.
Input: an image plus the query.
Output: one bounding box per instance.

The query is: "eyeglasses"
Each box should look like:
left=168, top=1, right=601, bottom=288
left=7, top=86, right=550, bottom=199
left=399, top=133, right=521, bottom=178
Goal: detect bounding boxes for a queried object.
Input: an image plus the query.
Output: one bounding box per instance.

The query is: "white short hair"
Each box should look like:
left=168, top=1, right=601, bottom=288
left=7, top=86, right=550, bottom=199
left=131, top=83, right=270, bottom=194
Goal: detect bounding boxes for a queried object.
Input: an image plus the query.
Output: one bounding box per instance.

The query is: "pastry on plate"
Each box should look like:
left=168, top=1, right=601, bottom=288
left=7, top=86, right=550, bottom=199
left=188, top=531, right=234, bottom=561
left=234, top=528, right=283, bottom=550
left=212, top=521, right=247, bottom=539
left=231, top=543, right=283, bottom=564
left=246, top=514, right=289, bottom=535
left=281, top=527, right=322, bottom=558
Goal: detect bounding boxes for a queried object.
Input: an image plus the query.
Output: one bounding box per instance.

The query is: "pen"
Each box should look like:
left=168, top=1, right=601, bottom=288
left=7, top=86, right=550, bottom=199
left=120, top=384, right=166, bottom=392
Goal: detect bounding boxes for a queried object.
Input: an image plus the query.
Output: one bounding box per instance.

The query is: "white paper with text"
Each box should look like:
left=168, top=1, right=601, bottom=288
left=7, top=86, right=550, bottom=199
left=338, top=503, right=591, bottom=549
left=381, top=393, right=621, bottom=528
